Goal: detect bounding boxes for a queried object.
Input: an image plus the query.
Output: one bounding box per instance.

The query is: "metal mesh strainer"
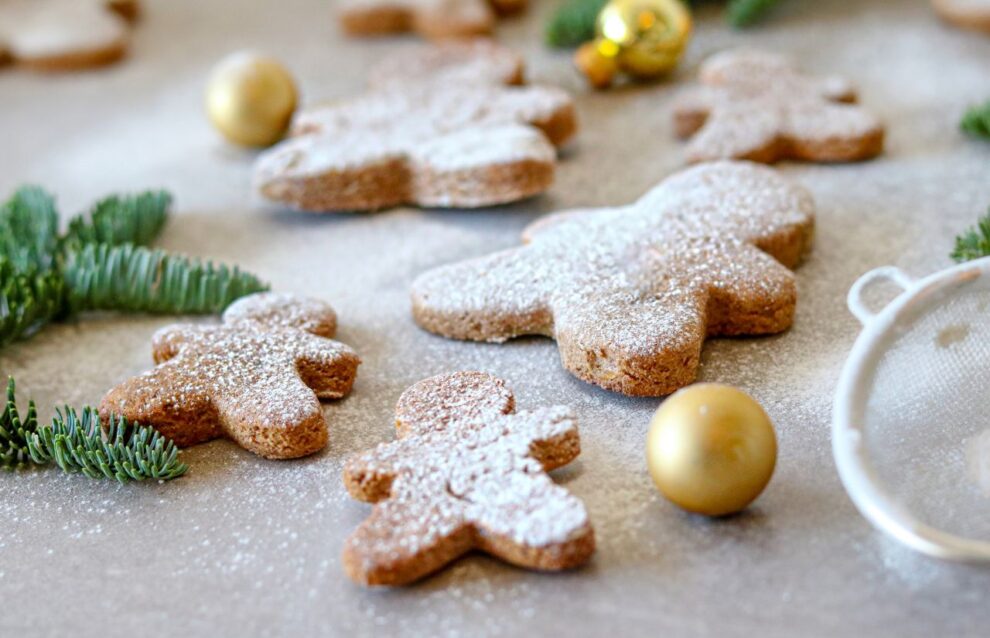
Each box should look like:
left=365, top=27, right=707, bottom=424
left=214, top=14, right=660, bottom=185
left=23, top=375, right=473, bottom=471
left=834, top=259, right=990, bottom=562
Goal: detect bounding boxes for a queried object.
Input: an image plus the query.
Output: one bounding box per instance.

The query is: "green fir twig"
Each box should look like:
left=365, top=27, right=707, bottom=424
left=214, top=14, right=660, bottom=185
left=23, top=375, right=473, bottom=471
left=1, top=377, right=187, bottom=482
left=961, top=100, right=990, bottom=140
left=951, top=210, right=990, bottom=263
left=726, top=0, right=781, bottom=27
left=0, top=186, right=269, bottom=347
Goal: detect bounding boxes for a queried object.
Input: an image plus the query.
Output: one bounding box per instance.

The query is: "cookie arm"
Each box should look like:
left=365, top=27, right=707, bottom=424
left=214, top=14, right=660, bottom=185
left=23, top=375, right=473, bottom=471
left=343, top=439, right=414, bottom=502
left=705, top=244, right=799, bottom=337
left=507, top=406, right=580, bottom=472
left=783, top=102, right=884, bottom=162
left=671, top=86, right=717, bottom=138
left=411, top=248, right=553, bottom=342
left=682, top=104, right=784, bottom=163
left=293, top=333, right=361, bottom=400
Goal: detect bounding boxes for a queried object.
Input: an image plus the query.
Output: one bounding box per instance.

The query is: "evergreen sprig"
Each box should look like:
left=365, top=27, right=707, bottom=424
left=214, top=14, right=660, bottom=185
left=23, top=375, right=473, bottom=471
left=545, top=0, right=785, bottom=48
left=951, top=209, right=990, bottom=263
left=0, top=186, right=269, bottom=347
left=1, top=378, right=187, bottom=482
left=961, top=100, right=990, bottom=140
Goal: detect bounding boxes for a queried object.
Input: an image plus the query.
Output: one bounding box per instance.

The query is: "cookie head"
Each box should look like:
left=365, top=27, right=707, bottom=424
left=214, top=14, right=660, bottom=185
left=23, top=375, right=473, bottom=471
left=342, top=371, right=594, bottom=586
left=100, top=293, right=360, bottom=459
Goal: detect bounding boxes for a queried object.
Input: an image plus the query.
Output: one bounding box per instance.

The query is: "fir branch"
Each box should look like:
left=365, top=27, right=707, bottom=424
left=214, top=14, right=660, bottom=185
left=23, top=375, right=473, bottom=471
left=951, top=209, right=990, bottom=263
left=961, top=100, right=990, bottom=140
left=0, top=378, right=39, bottom=470
left=62, top=243, right=270, bottom=314
left=726, top=0, right=781, bottom=27
left=0, top=186, right=60, bottom=272
left=65, top=190, right=171, bottom=247
left=546, top=0, right=608, bottom=48
left=27, top=407, right=188, bottom=483
left=0, top=259, right=65, bottom=347
left=1, top=377, right=187, bottom=482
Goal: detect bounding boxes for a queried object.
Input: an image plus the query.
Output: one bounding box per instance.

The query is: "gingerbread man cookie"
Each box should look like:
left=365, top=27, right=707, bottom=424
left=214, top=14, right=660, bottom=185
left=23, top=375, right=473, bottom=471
left=253, top=40, right=576, bottom=212
left=412, top=161, right=815, bottom=397
left=338, top=0, right=526, bottom=39
left=100, top=293, right=360, bottom=460
left=0, top=0, right=139, bottom=72
left=934, top=0, right=990, bottom=33
left=343, top=371, right=594, bottom=586
left=673, top=49, right=884, bottom=164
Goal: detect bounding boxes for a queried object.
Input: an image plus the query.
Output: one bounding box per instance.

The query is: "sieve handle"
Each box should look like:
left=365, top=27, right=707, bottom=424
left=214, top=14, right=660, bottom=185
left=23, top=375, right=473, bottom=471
left=847, top=266, right=915, bottom=325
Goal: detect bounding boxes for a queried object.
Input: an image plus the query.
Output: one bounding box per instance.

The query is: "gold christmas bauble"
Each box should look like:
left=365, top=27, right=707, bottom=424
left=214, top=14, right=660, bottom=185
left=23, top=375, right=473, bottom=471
left=576, top=0, right=691, bottom=88
left=205, top=51, right=298, bottom=147
left=646, top=383, right=777, bottom=517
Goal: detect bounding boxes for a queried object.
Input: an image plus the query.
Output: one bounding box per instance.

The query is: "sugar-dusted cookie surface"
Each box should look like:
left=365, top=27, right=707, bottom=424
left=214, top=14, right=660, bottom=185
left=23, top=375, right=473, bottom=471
left=253, top=40, right=576, bottom=212
left=338, top=0, right=526, bottom=39
left=343, top=371, right=594, bottom=586
left=673, top=49, right=884, bottom=164
left=933, top=0, right=990, bottom=32
left=0, top=0, right=139, bottom=71
left=100, top=293, right=361, bottom=460
left=412, top=161, right=815, bottom=397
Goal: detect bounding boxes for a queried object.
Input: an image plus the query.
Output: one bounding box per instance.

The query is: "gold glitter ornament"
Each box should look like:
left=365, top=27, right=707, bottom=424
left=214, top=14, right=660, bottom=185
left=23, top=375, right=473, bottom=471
left=205, top=52, right=298, bottom=147
left=647, top=383, right=776, bottom=516
left=574, top=0, right=691, bottom=89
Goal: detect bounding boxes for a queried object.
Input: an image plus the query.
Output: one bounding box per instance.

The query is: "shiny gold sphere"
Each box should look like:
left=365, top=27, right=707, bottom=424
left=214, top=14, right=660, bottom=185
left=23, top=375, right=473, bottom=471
left=596, top=0, right=691, bottom=79
left=647, top=383, right=777, bottom=517
left=205, top=51, right=298, bottom=147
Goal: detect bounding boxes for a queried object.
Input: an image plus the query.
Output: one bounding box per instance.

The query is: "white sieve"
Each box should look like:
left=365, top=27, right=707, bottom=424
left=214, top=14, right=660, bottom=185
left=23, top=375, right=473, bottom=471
left=834, top=257, right=990, bottom=562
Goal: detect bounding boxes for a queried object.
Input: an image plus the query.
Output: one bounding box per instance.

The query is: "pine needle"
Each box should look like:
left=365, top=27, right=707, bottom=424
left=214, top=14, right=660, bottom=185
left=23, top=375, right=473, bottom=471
left=0, top=377, right=39, bottom=470
left=546, top=0, right=608, bottom=48
left=961, top=100, right=990, bottom=140
left=951, top=210, right=990, bottom=263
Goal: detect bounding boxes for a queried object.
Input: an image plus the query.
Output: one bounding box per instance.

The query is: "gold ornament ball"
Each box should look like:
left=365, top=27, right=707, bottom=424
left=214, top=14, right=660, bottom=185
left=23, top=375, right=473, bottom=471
left=646, top=383, right=777, bottom=517
left=205, top=51, right=298, bottom=147
left=597, top=0, right=691, bottom=78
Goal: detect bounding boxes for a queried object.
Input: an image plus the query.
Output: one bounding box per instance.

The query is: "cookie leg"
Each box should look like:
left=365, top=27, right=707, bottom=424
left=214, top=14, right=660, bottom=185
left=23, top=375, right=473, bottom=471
left=343, top=482, right=472, bottom=586
left=552, top=291, right=707, bottom=396
left=470, top=476, right=595, bottom=571
left=683, top=106, right=783, bottom=164
left=785, top=103, right=884, bottom=162
left=218, top=381, right=328, bottom=459
left=409, top=124, right=556, bottom=208
left=411, top=249, right=553, bottom=342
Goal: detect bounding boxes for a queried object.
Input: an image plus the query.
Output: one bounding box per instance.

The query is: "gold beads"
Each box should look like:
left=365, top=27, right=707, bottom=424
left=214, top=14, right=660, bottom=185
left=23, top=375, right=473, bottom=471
left=205, top=52, right=298, bottom=147
left=575, top=0, right=691, bottom=89
left=646, top=383, right=777, bottom=517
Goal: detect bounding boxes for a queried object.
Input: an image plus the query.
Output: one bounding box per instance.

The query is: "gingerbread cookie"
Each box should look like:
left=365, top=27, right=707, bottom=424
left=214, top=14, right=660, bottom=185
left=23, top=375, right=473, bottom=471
left=412, top=161, right=815, bottom=397
left=343, top=371, right=594, bottom=586
left=253, top=40, right=576, bottom=212
left=0, top=0, right=139, bottom=72
left=339, top=0, right=526, bottom=39
left=100, top=293, right=360, bottom=460
left=673, top=49, right=884, bottom=164
left=934, top=0, right=990, bottom=33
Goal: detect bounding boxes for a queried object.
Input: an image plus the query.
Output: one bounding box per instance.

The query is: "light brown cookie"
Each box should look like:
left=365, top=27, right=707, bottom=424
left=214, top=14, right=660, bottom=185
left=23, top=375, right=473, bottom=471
left=253, top=40, right=576, bottom=212
left=100, top=293, right=360, bottom=460
left=673, top=49, right=884, bottom=164
left=934, top=0, right=990, bottom=32
left=343, top=371, right=594, bottom=586
left=338, top=0, right=526, bottom=39
left=0, top=0, right=139, bottom=72
left=411, top=161, right=815, bottom=397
